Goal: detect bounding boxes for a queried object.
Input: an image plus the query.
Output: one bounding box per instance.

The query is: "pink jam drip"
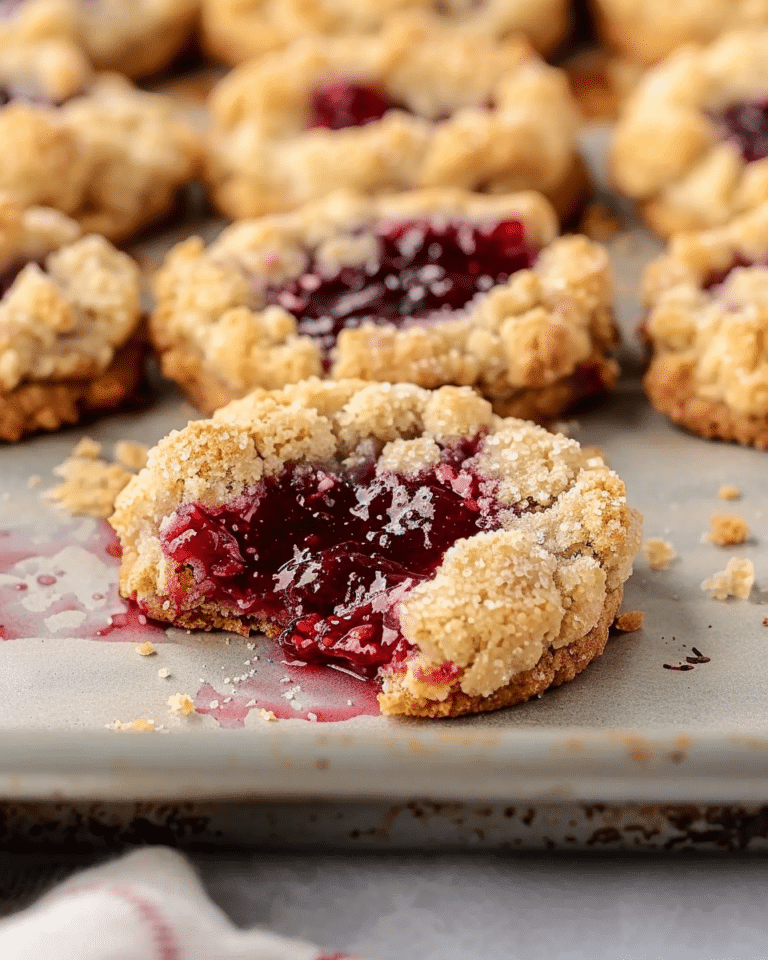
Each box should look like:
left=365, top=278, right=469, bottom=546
left=310, top=79, right=395, bottom=130
left=721, top=99, right=768, bottom=163
left=159, top=434, right=505, bottom=680
left=264, top=218, right=536, bottom=356
left=0, top=521, right=166, bottom=642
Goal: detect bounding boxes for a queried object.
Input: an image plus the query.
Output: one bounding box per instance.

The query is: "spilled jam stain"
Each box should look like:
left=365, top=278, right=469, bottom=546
left=0, top=521, right=379, bottom=723
left=0, top=520, right=166, bottom=642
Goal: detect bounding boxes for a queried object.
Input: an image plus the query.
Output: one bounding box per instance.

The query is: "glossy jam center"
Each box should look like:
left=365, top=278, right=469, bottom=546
left=310, top=80, right=397, bottom=130
left=159, top=435, right=505, bottom=679
left=264, top=218, right=535, bottom=356
left=721, top=99, right=768, bottom=163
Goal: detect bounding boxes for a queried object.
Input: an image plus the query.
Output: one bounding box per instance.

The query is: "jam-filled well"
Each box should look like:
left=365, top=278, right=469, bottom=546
left=264, top=217, right=537, bottom=356
left=158, top=434, right=507, bottom=680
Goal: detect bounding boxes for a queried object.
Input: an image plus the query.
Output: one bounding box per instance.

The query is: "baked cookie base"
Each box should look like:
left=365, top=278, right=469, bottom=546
left=0, top=336, right=146, bottom=443
left=644, top=357, right=768, bottom=450
left=379, top=584, right=623, bottom=717
left=126, top=581, right=623, bottom=719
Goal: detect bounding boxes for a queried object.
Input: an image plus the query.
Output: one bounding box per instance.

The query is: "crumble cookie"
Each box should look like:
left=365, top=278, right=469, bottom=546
left=205, top=15, right=585, bottom=224
left=110, top=379, right=642, bottom=719
left=642, top=201, right=768, bottom=448
left=591, top=0, right=768, bottom=67
left=201, top=0, right=571, bottom=67
left=0, top=199, right=144, bottom=441
left=0, top=0, right=199, bottom=79
left=0, top=73, right=199, bottom=241
left=151, top=189, right=618, bottom=422
left=612, top=30, right=768, bottom=236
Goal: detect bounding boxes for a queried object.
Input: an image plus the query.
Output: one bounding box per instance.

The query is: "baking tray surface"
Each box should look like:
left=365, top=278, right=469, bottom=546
left=1, top=129, right=768, bottom=803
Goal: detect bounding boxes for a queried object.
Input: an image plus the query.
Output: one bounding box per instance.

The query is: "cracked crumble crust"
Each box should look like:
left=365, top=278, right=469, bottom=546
left=613, top=30, right=768, bottom=236
left=0, top=74, right=200, bottom=241
left=591, top=0, right=768, bottom=66
left=0, top=0, right=199, bottom=79
left=200, top=0, right=571, bottom=66
left=642, top=202, right=768, bottom=446
left=205, top=15, right=584, bottom=223
left=110, top=379, right=642, bottom=717
left=0, top=200, right=144, bottom=441
left=151, top=189, right=618, bottom=422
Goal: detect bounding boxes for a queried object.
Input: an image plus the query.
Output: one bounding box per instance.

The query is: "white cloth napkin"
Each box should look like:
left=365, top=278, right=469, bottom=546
left=0, top=846, right=355, bottom=960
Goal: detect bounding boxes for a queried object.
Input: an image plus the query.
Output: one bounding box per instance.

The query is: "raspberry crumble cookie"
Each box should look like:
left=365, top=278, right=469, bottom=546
left=110, top=380, right=641, bottom=718
left=152, top=189, right=618, bottom=421
left=591, top=0, right=768, bottom=67
left=0, top=198, right=144, bottom=442
left=0, top=0, right=199, bottom=79
left=613, top=30, right=768, bottom=236
left=642, top=201, right=768, bottom=448
left=205, top=15, right=585, bottom=224
left=0, top=58, right=199, bottom=241
left=201, top=0, right=571, bottom=66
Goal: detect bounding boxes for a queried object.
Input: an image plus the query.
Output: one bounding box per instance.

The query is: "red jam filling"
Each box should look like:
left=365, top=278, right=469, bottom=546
left=310, top=80, right=398, bottom=130
left=158, top=434, right=507, bottom=680
left=720, top=99, right=768, bottom=163
left=264, top=218, right=536, bottom=356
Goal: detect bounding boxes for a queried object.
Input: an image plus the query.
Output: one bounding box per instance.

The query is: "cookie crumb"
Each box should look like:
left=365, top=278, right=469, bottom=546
left=106, top=717, right=156, bottom=732
left=115, top=441, right=149, bottom=471
left=135, top=641, right=157, bottom=656
left=259, top=709, right=277, bottom=721
left=579, top=202, right=623, bottom=240
left=72, top=437, right=102, bottom=459
left=45, top=438, right=148, bottom=518
left=707, top=514, right=750, bottom=547
left=167, top=693, right=195, bottom=716
left=157, top=667, right=171, bottom=679
left=719, top=485, right=741, bottom=501
left=701, top=558, right=755, bottom=600
left=26, top=475, right=41, bottom=489
left=614, top=610, right=644, bottom=632
left=643, top=538, right=676, bottom=570
left=763, top=617, right=768, bottom=627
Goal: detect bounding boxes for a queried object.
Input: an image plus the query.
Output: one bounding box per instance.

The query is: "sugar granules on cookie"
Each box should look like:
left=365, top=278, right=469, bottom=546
left=643, top=538, right=676, bottom=570
left=701, top=558, right=755, bottom=600
left=45, top=438, right=150, bottom=518
left=706, top=514, right=750, bottom=547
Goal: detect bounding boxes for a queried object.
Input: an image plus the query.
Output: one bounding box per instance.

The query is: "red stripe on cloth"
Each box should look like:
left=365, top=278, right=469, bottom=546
left=62, top=882, right=181, bottom=960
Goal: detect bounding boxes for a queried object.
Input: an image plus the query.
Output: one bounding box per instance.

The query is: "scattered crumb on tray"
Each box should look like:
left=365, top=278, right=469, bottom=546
left=72, top=437, right=102, bottom=459
left=26, top=474, right=41, bottom=489
left=706, top=514, right=750, bottom=547
left=259, top=709, right=278, bottom=722
left=701, top=558, right=755, bottom=600
left=719, top=485, right=742, bottom=501
left=167, top=693, right=195, bottom=716
left=45, top=438, right=149, bottom=518
left=643, top=538, right=677, bottom=570
left=115, top=441, right=149, bottom=471
left=613, top=610, right=645, bottom=632
left=106, top=717, right=157, bottom=732
left=763, top=617, right=768, bottom=627
left=579, top=202, right=623, bottom=241
left=158, top=667, right=171, bottom=679
left=135, top=641, right=157, bottom=657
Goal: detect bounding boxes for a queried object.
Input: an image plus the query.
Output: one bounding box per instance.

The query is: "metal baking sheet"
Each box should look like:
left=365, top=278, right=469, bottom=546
left=1, top=126, right=768, bottom=813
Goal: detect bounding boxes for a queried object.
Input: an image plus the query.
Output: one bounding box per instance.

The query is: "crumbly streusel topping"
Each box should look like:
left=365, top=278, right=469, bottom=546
left=205, top=14, right=580, bottom=220
left=612, top=30, right=768, bottom=234
left=592, top=0, right=768, bottom=66
left=643, top=202, right=768, bottom=417
left=201, top=0, right=571, bottom=64
left=0, top=221, right=141, bottom=393
left=151, top=189, right=616, bottom=412
left=112, top=379, right=641, bottom=700
left=0, top=37, right=90, bottom=102
left=0, top=74, right=199, bottom=240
